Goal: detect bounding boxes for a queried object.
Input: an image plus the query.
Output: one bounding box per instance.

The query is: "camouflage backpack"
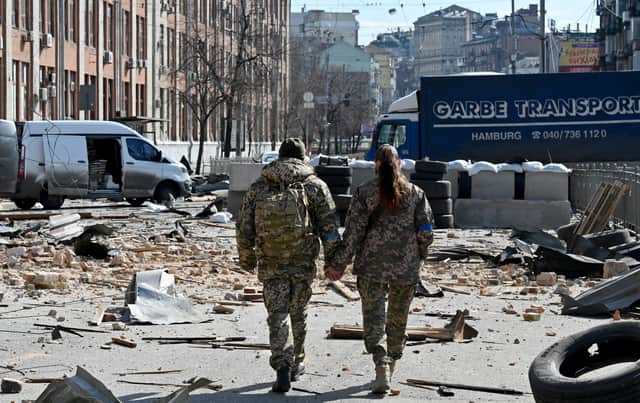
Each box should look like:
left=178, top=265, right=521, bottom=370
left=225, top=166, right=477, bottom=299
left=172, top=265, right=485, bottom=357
left=254, top=179, right=314, bottom=264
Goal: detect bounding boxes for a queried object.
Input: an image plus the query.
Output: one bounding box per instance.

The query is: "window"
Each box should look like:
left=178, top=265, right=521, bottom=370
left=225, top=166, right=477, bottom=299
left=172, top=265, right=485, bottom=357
left=20, top=0, right=29, bottom=30
left=47, top=0, right=55, bottom=34
left=86, top=0, right=95, bottom=46
left=123, top=81, right=130, bottom=115
left=103, top=78, right=112, bottom=119
left=159, top=24, right=164, bottom=66
left=104, top=3, right=112, bottom=51
left=122, top=11, right=130, bottom=56
left=137, top=84, right=146, bottom=117
left=136, top=16, right=146, bottom=60
left=40, top=0, right=46, bottom=32
left=21, top=63, right=29, bottom=121
left=376, top=123, right=407, bottom=149
left=11, top=62, right=18, bottom=120
left=12, top=0, right=18, bottom=27
left=127, top=139, right=160, bottom=161
left=167, top=28, right=175, bottom=67
left=68, top=0, right=76, bottom=42
left=68, top=71, right=76, bottom=118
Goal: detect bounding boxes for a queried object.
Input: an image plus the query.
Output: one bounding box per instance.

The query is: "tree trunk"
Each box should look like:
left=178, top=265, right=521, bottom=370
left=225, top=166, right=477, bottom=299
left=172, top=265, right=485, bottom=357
left=195, top=119, right=207, bottom=175
left=223, top=99, right=233, bottom=158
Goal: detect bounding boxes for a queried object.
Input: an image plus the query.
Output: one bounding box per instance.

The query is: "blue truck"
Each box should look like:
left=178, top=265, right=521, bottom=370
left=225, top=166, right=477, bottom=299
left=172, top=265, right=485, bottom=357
left=367, top=71, right=640, bottom=162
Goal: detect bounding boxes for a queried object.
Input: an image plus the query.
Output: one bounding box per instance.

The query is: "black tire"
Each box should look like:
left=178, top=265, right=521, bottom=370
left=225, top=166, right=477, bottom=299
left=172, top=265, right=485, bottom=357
left=39, top=190, right=65, bottom=210
left=315, top=165, right=352, bottom=177
left=12, top=199, right=37, bottom=210
left=321, top=175, right=352, bottom=187
left=410, top=172, right=445, bottom=181
left=153, top=182, right=180, bottom=204
left=333, top=194, right=352, bottom=211
left=330, top=186, right=351, bottom=195
left=434, top=214, right=454, bottom=229
left=415, top=160, right=447, bottom=174
left=126, top=197, right=147, bottom=207
left=412, top=180, right=452, bottom=199
left=319, top=156, right=350, bottom=167
left=529, top=322, right=640, bottom=403
left=429, top=198, right=453, bottom=215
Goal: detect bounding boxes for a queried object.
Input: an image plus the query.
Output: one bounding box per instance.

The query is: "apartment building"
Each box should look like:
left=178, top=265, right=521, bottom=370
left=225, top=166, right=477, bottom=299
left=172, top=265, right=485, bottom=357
left=0, top=1, right=289, bottom=156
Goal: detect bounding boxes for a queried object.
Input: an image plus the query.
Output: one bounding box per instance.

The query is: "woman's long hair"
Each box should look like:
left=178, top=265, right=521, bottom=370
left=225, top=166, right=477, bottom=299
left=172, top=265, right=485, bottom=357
left=375, top=145, right=409, bottom=210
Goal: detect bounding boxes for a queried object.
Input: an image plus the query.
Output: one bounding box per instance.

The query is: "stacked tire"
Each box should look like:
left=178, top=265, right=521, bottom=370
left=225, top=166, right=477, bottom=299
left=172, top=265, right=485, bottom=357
left=315, top=164, right=353, bottom=226
left=410, top=160, right=454, bottom=229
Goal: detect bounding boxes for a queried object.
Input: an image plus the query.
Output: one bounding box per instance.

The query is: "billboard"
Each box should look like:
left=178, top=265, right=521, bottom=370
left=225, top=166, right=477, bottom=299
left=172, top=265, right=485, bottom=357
left=559, top=41, right=599, bottom=73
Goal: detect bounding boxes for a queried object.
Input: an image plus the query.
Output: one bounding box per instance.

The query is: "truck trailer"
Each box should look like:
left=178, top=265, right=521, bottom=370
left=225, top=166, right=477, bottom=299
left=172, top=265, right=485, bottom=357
left=367, top=71, right=640, bottom=163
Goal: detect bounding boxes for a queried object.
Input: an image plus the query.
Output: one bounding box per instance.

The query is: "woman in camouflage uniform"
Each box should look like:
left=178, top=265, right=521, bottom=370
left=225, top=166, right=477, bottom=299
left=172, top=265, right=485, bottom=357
left=327, top=144, right=433, bottom=394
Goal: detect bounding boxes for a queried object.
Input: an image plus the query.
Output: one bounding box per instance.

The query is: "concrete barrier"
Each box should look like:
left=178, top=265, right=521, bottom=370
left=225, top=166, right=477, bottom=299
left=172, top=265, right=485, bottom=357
left=471, top=171, right=515, bottom=200
left=229, top=163, right=264, bottom=192
left=454, top=199, right=572, bottom=230
left=525, top=172, right=569, bottom=201
left=444, top=171, right=460, bottom=199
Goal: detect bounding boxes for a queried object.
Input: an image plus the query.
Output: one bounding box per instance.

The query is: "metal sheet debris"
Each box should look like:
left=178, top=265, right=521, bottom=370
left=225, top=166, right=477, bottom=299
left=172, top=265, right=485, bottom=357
left=35, top=366, right=121, bottom=403
left=125, top=269, right=205, bottom=325
left=562, top=267, right=640, bottom=316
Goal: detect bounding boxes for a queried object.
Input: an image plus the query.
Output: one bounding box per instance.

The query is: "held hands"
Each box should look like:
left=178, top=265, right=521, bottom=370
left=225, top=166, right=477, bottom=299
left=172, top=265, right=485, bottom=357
left=324, top=266, right=343, bottom=281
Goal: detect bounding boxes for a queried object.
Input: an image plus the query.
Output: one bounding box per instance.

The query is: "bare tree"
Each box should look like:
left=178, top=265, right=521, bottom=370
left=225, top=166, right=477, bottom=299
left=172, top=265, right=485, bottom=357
left=175, top=1, right=286, bottom=173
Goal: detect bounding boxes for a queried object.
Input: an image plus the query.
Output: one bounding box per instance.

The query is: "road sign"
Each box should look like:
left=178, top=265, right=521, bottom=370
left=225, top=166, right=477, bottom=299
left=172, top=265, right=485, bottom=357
left=303, top=102, right=315, bottom=109
left=303, top=92, right=314, bottom=103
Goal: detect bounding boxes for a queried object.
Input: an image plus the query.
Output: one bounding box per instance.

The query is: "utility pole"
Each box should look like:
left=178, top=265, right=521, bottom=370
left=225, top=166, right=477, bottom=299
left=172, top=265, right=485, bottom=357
left=540, top=0, right=546, bottom=73
left=511, top=0, right=516, bottom=74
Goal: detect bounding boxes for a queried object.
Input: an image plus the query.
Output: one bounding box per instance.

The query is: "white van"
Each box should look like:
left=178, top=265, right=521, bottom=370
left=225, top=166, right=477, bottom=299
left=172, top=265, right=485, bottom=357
left=0, top=120, right=191, bottom=210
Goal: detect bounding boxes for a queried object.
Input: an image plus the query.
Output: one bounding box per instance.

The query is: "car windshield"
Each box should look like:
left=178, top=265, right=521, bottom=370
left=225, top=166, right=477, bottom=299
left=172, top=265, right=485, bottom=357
left=262, top=152, right=278, bottom=164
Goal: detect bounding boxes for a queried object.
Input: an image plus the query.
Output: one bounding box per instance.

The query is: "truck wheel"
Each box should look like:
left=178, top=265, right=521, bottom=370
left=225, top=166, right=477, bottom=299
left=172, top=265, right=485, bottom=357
left=12, top=199, right=37, bottom=210
left=153, top=182, right=179, bottom=204
left=39, top=191, right=65, bottom=210
left=315, top=166, right=352, bottom=177
left=322, top=175, right=352, bottom=187
left=412, top=180, right=452, bottom=199
left=415, top=160, right=447, bottom=174
left=529, top=321, right=640, bottom=403
left=126, top=198, right=147, bottom=207
left=429, top=198, right=453, bottom=215
left=434, top=214, right=454, bottom=229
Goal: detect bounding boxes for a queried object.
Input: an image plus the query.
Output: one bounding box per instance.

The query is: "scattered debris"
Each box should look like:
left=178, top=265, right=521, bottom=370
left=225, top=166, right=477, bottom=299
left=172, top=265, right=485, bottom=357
left=1, top=378, right=22, bottom=393
left=536, top=272, right=557, bottom=287
left=156, top=377, right=220, bottom=402
left=125, top=269, right=205, bottom=325
left=603, top=260, right=630, bottom=279
left=562, top=267, right=640, bottom=316
left=415, top=281, right=444, bottom=298
left=242, top=288, right=264, bottom=302
left=330, top=310, right=478, bottom=342
left=532, top=246, right=603, bottom=278
left=111, top=336, right=137, bottom=348
left=405, top=378, right=524, bottom=396
left=330, top=281, right=360, bottom=301
left=35, top=366, right=121, bottom=403
left=213, top=305, right=235, bottom=314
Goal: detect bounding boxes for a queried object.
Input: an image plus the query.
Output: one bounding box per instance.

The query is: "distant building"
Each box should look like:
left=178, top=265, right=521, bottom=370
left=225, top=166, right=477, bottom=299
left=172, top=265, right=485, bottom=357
left=461, top=35, right=507, bottom=73
left=368, top=31, right=416, bottom=98
left=365, top=45, right=396, bottom=112
left=598, top=0, right=639, bottom=70
left=292, top=9, right=359, bottom=46
left=413, top=5, right=482, bottom=76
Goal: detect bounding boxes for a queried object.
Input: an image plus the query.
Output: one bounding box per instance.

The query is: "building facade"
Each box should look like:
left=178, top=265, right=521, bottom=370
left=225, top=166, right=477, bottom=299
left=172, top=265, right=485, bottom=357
left=598, top=0, right=640, bottom=71
left=413, top=5, right=481, bottom=77
left=291, top=9, right=359, bottom=46
left=0, top=1, right=289, bottom=159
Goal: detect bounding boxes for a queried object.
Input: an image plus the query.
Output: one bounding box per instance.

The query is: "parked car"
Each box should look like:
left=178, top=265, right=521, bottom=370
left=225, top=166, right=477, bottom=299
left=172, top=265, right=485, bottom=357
left=260, top=151, right=279, bottom=164
left=0, top=120, right=191, bottom=210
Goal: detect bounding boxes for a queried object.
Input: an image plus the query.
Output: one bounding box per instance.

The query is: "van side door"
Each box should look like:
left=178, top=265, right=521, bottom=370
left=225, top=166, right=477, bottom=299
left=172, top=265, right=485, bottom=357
left=43, top=134, right=89, bottom=196
left=122, top=138, right=162, bottom=197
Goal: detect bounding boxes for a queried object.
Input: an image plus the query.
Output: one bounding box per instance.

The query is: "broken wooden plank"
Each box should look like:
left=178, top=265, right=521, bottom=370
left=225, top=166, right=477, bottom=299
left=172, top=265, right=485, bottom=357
left=330, top=281, right=360, bottom=301
left=405, top=378, right=524, bottom=396
left=34, top=323, right=110, bottom=334
left=112, top=337, right=137, bottom=348
left=116, top=380, right=223, bottom=391
left=330, top=311, right=477, bottom=342
left=49, top=213, right=81, bottom=229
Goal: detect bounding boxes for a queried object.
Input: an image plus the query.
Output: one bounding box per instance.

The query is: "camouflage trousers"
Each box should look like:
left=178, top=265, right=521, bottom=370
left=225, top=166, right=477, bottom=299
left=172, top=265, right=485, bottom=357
left=263, top=276, right=313, bottom=370
left=357, top=277, right=416, bottom=367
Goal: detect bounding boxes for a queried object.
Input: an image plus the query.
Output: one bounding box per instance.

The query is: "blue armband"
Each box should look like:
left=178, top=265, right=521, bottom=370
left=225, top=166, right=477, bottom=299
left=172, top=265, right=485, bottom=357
left=417, top=223, right=433, bottom=232
left=322, top=231, right=340, bottom=241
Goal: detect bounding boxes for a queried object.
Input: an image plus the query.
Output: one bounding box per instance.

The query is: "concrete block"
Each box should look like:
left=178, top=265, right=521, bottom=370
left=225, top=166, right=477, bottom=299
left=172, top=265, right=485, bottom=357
left=444, top=170, right=460, bottom=199
left=471, top=171, right=515, bottom=200
left=229, top=163, right=264, bottom=191
left=454, top=199, right=572, bottom=230
left=525, top=172, right=569, bottom=201
left=227, top=190, right=246, bottom=217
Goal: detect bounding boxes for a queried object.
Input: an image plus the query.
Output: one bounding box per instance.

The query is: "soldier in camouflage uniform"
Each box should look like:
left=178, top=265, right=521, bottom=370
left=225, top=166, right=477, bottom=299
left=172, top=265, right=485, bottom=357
left=236, top=138, right=340, bottom=393
left=328, top=144, right=433, bottom=394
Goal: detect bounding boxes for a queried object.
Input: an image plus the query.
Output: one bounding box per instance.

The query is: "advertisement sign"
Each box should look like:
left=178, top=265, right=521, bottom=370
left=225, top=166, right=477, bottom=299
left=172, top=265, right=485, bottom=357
left=559, top=41, right=599, bottom=72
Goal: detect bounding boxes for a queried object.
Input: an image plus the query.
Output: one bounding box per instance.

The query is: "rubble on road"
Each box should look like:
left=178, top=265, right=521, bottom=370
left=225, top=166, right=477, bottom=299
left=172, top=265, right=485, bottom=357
left=35, top=366, right=121, bottom=403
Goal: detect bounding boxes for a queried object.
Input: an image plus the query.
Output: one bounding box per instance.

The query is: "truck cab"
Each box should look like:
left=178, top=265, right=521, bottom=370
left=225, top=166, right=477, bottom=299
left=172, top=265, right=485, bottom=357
left=367, top=91, right=420, bottom=161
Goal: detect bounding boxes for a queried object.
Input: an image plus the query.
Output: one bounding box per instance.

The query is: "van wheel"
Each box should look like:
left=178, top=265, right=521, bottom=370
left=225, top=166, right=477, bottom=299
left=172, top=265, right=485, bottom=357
left=126, top=198, right=147, bottom=207
left=13, top=199, right=37, bottom=210
left=153, top=182, right=179, bottom=204
left=39, top=190, right=65, bottom=210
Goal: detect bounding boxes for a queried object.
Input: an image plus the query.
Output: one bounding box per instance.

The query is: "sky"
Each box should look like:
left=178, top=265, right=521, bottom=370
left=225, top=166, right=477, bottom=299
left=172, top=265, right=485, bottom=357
left=290, top=0, right=599, bottom=45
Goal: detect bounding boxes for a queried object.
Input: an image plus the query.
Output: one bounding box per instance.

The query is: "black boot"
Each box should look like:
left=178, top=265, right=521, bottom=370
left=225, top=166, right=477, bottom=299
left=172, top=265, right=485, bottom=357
left=272, top=367, right=291, bottom=393
left=291, top=362, right=306, bottom=382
